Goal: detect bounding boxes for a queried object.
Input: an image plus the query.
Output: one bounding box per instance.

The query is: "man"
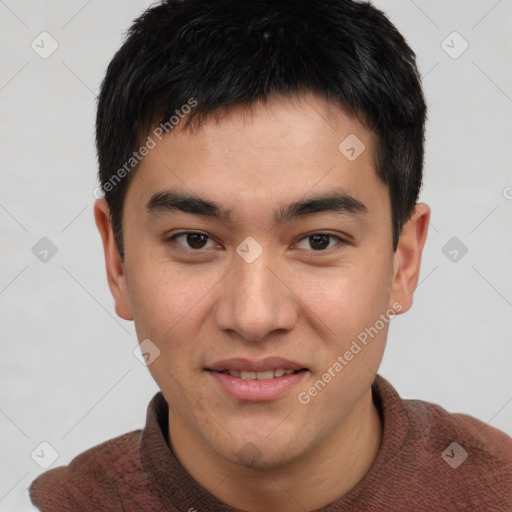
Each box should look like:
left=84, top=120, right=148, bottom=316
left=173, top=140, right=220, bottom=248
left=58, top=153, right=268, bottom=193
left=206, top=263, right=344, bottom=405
left=29, top=0, right=512, bottom=510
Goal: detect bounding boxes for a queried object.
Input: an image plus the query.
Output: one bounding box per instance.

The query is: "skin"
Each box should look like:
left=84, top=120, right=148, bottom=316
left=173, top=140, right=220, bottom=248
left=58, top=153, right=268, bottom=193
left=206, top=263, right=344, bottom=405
left=94, top=92, right=430, bottom=511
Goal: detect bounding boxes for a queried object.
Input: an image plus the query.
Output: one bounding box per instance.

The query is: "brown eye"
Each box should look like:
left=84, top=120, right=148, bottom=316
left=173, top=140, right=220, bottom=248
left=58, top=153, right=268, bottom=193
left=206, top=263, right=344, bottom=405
left=296, top=233, right=344, bottom=252
left=188, top=233, right=208, bottom=249
left=169, top=232, right=215, bottom=250
left=309, top=234, right=330, bottom=250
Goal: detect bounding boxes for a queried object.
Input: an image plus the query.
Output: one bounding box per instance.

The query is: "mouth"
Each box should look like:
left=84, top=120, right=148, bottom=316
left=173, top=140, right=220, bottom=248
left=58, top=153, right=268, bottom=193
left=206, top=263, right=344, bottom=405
left=207, top=368, right=308, bottom=380
left=204, top=357, right=310, bottom=401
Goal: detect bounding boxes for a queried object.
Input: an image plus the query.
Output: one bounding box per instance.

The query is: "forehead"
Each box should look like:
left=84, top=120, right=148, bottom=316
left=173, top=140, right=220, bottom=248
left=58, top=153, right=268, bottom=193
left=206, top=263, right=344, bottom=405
left=125, top=93, right=388, bottom=223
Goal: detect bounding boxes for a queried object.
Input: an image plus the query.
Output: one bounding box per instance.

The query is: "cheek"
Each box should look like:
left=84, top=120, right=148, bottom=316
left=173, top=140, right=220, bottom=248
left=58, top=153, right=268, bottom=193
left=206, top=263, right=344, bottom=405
left=127, top=261, right=223, bottom=384
left=292, top=255, right=393, bottom=339
left=127, top=259, right=214, bottom=338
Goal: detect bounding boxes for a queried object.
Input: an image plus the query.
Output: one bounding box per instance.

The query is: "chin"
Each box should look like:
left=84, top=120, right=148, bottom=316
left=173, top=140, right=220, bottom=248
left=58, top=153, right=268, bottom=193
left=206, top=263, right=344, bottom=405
left=218, top=437, right=303, bottom=470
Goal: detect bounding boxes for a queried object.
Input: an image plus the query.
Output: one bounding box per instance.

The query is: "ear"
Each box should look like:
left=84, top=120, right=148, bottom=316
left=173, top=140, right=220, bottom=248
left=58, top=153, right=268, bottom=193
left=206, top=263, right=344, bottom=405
left=93, top=198, right=134, bottom=321
left=390, top=203, right=430, bottom=314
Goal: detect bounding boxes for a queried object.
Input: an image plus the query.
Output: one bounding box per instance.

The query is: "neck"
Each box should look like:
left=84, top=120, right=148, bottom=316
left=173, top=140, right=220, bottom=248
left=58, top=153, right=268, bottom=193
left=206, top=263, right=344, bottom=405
left=168, top=387, right=382, bottom=512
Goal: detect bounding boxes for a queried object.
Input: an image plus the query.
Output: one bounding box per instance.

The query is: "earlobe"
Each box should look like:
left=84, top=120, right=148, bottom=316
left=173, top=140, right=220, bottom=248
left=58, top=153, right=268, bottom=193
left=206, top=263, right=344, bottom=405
left=390, top=203, right=430, bottom=315
left=93, top=199, right=134, bottom=321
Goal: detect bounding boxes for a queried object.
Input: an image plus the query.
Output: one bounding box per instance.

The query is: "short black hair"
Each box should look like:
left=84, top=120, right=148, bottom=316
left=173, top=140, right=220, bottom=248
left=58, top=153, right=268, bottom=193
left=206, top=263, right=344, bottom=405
left=96, top=0, right=427, bottom=261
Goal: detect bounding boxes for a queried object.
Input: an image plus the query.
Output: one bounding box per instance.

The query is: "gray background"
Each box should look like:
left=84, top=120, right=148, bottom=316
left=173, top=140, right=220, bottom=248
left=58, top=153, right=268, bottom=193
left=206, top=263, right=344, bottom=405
left=1, top=1, right=511, bottom=510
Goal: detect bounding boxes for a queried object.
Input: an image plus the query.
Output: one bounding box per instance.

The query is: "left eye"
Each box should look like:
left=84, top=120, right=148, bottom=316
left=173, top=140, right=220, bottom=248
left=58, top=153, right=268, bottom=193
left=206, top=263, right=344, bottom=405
left=170, top=232, right=217, bottom=250
left=296, top=233, right=343, bottom=251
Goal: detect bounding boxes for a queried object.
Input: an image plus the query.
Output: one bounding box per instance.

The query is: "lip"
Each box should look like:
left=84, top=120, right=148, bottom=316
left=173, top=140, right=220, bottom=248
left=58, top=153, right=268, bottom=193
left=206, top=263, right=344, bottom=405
left=206, top=368, right=309, bottom=401
left=206, top=357, right=306, bottom=372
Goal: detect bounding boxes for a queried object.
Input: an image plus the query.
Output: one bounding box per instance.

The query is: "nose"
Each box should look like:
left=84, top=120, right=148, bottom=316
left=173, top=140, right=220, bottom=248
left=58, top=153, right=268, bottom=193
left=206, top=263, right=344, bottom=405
left=213, top=248, right=298, bottom=343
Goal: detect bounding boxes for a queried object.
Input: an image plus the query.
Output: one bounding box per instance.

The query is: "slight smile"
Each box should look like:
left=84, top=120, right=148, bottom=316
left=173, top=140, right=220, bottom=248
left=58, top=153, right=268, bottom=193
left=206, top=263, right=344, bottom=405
left=205, top=357, right=310, bottom=402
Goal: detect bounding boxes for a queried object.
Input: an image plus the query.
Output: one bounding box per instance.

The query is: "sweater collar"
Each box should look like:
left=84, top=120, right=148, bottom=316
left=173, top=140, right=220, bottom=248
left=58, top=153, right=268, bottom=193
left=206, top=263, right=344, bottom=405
left=140, top=373, right=411, bottom=511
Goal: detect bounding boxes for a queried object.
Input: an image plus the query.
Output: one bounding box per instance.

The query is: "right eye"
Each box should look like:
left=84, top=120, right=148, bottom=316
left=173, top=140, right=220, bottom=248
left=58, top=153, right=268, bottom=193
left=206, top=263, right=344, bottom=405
left=166, top=231, right=220, bottom=252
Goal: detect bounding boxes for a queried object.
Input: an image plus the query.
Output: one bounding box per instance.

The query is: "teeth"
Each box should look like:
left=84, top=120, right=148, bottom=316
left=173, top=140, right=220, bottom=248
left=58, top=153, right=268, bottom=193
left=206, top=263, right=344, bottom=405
left=256, top=370, right=274, bottom=380
left=224, top=369, right=300, bottom=379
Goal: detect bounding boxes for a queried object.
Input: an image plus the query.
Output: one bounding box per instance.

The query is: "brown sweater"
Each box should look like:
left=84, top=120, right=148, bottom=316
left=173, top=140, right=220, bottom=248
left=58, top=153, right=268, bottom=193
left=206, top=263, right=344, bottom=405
left=29, top=374, right=512, bottom=511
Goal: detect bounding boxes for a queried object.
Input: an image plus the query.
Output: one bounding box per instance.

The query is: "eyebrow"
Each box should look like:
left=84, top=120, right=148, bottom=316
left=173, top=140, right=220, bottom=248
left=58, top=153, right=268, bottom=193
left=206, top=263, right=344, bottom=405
left=144, top=188, right=368, bottom=225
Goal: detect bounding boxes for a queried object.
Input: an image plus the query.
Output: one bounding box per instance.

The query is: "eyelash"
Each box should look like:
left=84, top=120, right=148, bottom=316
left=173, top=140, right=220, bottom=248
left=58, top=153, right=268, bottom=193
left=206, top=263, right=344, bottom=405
left=166, top=231, right=347, bottom=254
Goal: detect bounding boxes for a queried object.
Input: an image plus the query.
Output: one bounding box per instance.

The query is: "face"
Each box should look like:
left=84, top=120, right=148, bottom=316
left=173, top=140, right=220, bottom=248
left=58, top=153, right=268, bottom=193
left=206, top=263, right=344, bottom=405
left=96, top=93, right=417, bottom=470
